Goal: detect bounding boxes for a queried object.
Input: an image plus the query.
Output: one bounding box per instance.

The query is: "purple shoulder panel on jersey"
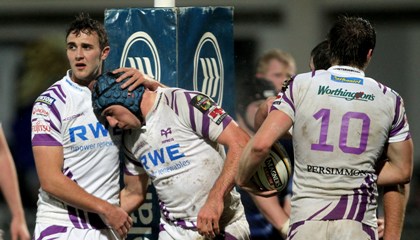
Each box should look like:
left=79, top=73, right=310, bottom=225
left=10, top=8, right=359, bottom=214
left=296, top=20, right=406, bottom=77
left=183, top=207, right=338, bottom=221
left=45, top=86, right=66, bottom=104
left=391, top=95, right=401, bottom=126
left=184, top=91, right=197, bottom=132
left=51, top=83, right=67, bottom=98
left=169, top=89, right=180, bottom=115
left=390, top=96, right=411, bottom=138
left=282, top=94, right=296, bottom=113
left=270, top=93, right=295, bottom=113
left=288, top=78, right=295, bottom=103
left=270, top=78, right=296, bottom=113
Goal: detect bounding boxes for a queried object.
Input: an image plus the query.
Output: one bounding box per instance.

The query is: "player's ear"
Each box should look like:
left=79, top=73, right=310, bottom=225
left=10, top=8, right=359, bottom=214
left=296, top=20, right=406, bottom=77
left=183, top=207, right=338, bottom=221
left=101, top=46, right=110, bottom=60
left=367, top=49, right=373, bottom=60
left=364, top=49, right=374, bottom=69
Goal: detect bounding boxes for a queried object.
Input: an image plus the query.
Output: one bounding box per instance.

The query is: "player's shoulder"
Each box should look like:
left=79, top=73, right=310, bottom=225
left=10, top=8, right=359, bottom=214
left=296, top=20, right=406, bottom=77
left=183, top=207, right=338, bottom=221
left=288, top=71, right=322, bottom=90
left=160, top=87, right=212, bottom=105
left=294, top=71, right=315, bottom=80
left=293, top=70, right=329, bottom=84
left=34, top=78, right=68, bottom=105
left=158, top=87, right=187, bottom=105
left=365, top=77, right=403, bottom=99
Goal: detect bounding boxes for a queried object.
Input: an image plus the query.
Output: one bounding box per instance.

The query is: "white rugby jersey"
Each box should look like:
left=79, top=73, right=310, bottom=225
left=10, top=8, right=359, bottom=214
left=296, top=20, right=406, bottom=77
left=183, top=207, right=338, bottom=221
left=124, top=87, right=244, bottom=229
left=31, top=70, right=126, bottom=229
left=271, top=66, right=411, bottom=227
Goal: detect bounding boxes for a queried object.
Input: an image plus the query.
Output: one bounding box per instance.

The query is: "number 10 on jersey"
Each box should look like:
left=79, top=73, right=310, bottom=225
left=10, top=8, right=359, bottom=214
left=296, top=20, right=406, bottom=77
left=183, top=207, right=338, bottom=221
left=311, top=108, right=370, bottom=155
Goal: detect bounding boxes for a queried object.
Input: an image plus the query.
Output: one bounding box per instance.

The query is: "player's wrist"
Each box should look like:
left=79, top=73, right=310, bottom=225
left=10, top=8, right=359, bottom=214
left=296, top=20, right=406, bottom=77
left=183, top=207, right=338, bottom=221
left=97, top=200, right=115, bottom=216
left=280, top=218, right=290, bottom=238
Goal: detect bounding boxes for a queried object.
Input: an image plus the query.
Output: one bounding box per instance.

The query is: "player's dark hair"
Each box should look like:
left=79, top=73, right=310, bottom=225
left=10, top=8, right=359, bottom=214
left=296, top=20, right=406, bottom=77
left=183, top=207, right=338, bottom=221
left=311, top=40, right=331, bottom=70
left=66, top=12, right=109, bottom=50
left=328, top=16, right=376, bottom=69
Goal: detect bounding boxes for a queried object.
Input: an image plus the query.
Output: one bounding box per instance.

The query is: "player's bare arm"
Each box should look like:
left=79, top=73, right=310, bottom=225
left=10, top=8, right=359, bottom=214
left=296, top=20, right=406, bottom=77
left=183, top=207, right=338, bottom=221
left=254, top=96, right=276, bottom=131
left=197, top=121, right=249, bottom=238
left=377, top=139, right=413, bottom=186
left=251, top=194, right=290, bottom=238
left=33, top=146, right=132, bottom=238
left=382, top=183, right=410, bottom=240
left=236, top=110, right=292, bottom=186
left=120, top=173, right=149, bottom=214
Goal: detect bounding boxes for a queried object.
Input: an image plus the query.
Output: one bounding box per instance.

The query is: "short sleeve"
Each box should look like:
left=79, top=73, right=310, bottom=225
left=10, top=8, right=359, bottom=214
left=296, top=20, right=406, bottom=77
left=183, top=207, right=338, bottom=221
left=31, top=94, right=63, bottom=146
left=389, top=95, right=411, bottom=143
left=175, top=90, right=233, bottom=142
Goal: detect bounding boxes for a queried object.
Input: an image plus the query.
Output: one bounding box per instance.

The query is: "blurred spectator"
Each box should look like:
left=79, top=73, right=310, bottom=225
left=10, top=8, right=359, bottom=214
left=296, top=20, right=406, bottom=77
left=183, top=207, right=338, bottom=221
left=236, top=49, right=295, bottom=136
left=236, top=48, right=296, bottom=239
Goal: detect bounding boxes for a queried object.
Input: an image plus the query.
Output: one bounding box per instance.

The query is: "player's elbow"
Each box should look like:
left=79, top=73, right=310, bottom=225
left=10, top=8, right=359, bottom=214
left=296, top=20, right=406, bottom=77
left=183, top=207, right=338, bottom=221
left=398, top=158, right=413, bottom=185
left=251, top=141, right=271, bottom=157
left=400, top=168, right=412, bottom=184
left=389, top=166, right=412, bottom=185
left=39, top=179, right=57, bottom=195
left=130, top=194, right=146, bottom=213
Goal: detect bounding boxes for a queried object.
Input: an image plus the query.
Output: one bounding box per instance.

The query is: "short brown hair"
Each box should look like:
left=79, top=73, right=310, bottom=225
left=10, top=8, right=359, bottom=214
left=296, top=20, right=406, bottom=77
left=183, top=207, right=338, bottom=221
left=66, top=12, right=109, bottom=50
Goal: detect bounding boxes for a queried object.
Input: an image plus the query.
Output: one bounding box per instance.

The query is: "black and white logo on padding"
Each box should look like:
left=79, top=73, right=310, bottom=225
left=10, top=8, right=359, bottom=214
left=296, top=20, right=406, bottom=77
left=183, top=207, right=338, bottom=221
left=193, top=32, right=223, bottom=106
left=121, top=31, right=161, bottom=82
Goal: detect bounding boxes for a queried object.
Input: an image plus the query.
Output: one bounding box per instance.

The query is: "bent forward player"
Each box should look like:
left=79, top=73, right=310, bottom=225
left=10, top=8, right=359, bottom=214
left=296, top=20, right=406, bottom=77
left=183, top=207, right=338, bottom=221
left=92, top=72, right=251, bottom=239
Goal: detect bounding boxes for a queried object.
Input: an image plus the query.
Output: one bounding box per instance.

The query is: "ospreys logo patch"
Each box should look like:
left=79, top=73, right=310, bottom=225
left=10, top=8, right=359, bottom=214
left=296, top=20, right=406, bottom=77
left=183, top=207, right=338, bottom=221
left=191, top=95, right=214, bottom=113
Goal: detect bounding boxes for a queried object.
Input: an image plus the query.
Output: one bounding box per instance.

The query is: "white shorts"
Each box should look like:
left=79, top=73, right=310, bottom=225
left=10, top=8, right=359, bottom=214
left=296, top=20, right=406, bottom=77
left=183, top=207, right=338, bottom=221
left=287, top=219, right=377, bottom=240
left=34, top=223, right=122, bottom=240
left=158, top=216, right=250, bottom=240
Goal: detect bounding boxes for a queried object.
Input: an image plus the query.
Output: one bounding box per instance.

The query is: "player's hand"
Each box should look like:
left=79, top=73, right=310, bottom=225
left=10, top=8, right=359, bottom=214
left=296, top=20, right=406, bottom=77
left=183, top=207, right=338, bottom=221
left=112, top=67, right=161, bottom=91
left=10, top=215, right=30, bottom=240
left=197, top=197, right=224, bottom=238
left=102, top=205, right=133, bottom=239
left=377, top=217, right=384, bottom=239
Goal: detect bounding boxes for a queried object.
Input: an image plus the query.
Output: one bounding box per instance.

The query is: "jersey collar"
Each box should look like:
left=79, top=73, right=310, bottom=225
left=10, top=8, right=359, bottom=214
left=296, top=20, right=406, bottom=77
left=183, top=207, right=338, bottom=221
left=328, top=65, right=365, bottom=77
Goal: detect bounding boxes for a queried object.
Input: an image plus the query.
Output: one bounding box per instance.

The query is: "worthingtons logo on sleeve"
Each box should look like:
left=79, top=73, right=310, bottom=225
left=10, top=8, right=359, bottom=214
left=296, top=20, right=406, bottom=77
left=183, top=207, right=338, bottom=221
left=120, top=31, right=161, bottom=82
left=193, top=32, right=224, bottom=106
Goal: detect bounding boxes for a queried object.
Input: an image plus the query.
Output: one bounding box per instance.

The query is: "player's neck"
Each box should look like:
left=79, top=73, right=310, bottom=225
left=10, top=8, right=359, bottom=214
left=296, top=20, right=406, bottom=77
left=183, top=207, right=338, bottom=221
left=140, top=90, right=156, bottom=120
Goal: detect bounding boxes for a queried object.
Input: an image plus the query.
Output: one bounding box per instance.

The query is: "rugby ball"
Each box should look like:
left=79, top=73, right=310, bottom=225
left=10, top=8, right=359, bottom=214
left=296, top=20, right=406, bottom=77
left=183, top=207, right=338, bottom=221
left=251, top=141, right=292, bottom=192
